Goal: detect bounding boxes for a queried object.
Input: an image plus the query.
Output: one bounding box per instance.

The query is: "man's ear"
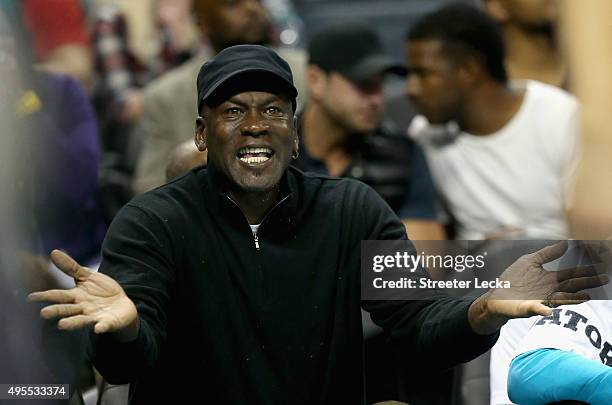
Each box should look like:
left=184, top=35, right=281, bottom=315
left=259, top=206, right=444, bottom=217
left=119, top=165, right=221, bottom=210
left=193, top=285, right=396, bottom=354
left=293, top=117, right=299, bottom=145
left=292, top=118, right=300, bottom=159
left=457, top=55, right=483, bottom=86
left=195, top=116, right=207, bottom=151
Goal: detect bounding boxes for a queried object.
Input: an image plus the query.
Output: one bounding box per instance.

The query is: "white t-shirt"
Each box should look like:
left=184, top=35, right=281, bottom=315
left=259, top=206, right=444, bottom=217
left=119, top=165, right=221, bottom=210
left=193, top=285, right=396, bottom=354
left=409, top=80, right=579, bottom=240
left=249, top=224, right=261, bottom=236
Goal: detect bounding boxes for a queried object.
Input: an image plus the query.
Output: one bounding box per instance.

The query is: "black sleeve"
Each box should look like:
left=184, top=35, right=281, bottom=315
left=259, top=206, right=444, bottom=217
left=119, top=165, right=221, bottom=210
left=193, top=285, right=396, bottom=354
left=88, top=203, right=176, bottom=384
left=357, top=185, right=498, bottom=370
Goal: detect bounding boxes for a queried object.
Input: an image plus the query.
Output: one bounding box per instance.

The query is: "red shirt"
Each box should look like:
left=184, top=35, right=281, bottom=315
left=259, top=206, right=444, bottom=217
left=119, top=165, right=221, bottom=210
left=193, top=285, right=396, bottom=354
left=21, top=0, right=90, bottom=61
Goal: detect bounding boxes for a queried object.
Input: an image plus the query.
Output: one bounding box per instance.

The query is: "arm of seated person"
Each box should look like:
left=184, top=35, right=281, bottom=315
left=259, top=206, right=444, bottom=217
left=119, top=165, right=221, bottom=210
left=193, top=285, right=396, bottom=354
left=508, top=348, right=612, bottom=405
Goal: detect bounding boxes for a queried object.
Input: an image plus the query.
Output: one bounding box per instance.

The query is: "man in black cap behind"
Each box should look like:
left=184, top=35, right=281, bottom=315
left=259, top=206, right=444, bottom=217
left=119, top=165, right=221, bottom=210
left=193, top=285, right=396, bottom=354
left=296, top=22, right=445, bottom=241
left=28, top=45, right=602, bottom=404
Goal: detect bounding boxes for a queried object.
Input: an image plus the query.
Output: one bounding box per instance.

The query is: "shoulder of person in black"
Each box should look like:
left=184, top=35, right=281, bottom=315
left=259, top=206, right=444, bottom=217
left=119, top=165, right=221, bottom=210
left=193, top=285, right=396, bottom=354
left=293, top=113, right=416, bottom=212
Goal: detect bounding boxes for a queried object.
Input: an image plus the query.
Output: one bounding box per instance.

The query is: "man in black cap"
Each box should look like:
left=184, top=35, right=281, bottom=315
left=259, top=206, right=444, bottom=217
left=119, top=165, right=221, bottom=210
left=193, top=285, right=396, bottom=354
left=29, top=45, right=603, bottom=404
left=295, top=21, right=444, bottom=240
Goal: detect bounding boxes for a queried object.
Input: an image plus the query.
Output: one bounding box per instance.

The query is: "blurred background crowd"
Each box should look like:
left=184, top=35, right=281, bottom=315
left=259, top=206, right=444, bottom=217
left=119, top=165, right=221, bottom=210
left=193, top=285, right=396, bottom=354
left=0, top=0, right=610, bottom=404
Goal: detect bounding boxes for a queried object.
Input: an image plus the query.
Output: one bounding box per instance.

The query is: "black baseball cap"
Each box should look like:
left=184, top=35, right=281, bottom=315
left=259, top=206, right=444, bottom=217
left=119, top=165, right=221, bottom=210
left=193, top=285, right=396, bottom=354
left=308, top=21, right=407, bottom=82
left=196, top=44, right=298, bottom=113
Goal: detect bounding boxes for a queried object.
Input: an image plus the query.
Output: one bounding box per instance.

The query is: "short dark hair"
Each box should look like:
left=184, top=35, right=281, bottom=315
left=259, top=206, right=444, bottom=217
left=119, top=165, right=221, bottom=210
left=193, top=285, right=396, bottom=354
left=407, top=3, right=507, bottom=83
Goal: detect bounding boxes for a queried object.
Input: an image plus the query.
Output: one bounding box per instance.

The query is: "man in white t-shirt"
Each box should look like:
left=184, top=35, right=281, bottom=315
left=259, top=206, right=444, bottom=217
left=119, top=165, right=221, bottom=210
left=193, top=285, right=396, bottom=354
left=404, top=4, right=580, bottom=405
left=405, top=3, right=578, bottom=241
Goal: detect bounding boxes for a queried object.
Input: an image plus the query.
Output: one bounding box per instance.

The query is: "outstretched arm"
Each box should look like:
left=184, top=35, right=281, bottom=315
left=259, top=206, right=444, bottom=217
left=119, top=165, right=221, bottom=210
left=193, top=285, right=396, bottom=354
left=359, top=186, right=607, bottom=369
left=30, top=202, right=176, bottom=383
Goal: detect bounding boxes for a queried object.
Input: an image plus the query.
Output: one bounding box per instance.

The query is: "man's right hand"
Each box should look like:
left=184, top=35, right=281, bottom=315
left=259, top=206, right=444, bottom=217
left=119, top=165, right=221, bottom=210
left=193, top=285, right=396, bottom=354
left=28, top=250, right=139, bottom=342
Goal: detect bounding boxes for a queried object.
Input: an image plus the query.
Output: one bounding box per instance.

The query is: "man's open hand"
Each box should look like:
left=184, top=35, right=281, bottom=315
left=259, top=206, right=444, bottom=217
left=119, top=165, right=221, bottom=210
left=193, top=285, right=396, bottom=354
left=470, top=241, right=609, bottom=334
left=28, top=250, right=139, bottom=341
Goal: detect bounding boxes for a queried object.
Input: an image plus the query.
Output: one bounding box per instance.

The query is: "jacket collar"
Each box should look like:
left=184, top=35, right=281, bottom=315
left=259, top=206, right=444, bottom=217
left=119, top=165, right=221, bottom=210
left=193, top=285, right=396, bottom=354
left=200, top=162, right=303, bottom=239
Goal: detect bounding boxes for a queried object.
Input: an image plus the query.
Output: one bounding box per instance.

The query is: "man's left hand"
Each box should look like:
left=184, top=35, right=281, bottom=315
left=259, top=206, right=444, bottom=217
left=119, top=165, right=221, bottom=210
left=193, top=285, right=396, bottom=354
left=468, top=241, right=609, bottom=335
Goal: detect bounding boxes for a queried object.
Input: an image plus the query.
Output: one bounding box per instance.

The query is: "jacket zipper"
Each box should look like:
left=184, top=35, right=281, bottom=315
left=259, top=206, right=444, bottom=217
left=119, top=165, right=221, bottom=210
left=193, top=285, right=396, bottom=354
left=225, top=194, right=291, bottom=251
left=253, top=233, right=260, bottom=250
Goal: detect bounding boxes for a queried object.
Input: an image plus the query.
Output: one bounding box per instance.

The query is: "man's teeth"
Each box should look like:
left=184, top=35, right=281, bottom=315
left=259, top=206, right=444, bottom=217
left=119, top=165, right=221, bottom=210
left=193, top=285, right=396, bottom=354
left=237, top=147, right=273, bottom=164
left=238, top=147, right=273, bottom=155
left=240, top=155, right=270, bottom=164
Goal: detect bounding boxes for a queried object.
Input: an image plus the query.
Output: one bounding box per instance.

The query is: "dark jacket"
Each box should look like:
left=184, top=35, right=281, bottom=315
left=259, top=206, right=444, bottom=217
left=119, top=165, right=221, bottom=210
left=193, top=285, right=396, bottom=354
left=89, top=164, right=496, bottom=404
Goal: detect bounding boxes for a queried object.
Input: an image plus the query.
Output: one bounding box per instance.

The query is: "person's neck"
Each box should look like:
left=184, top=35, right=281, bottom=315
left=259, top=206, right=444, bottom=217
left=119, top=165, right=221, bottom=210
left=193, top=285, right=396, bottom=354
left=458, top=81, right=525, bottom=136
left=503, top=25, right=566, bottom=87
left=227, top=186, right=281, bottom=225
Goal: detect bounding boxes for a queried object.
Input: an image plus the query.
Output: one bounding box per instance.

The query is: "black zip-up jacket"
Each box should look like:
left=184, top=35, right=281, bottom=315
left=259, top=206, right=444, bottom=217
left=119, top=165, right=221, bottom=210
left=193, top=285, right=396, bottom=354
left=89, top=164, right=497, bottom=404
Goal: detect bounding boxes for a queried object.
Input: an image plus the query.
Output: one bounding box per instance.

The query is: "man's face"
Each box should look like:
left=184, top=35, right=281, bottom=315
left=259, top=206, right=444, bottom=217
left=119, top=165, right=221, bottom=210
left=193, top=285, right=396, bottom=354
left=405, top=39, right=465, bottom=124
left=315, top=71, right=384, bottom=133
left=197, top=91, right=296, bottom=192
left=195, top=0, right=271, bottom=50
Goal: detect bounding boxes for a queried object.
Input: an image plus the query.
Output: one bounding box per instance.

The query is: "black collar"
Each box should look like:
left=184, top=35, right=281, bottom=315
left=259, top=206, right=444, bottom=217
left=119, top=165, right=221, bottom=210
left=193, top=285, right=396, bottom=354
left=200, top=163, right=303, bottom=239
